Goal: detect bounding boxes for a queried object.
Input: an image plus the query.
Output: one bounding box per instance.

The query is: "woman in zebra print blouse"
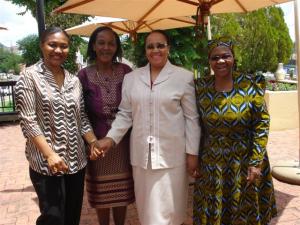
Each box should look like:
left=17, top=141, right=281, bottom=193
left=15, top=27, right=100, bottom=225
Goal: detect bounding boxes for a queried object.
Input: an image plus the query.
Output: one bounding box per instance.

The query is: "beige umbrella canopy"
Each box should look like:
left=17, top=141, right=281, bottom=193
left=54, top=0, right=294, bottom=39
left=54, top=0, right=293, bottom=20
left=65, top=16, right=196, bottom=37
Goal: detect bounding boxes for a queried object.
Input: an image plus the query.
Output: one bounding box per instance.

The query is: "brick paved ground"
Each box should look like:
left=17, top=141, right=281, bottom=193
left=0, top=122, right=299, bottom=225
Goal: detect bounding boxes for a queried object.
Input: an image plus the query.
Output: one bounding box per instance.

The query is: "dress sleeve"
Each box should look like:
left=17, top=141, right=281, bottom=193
left=77, top=68, right=89, bottom=113
left=77, top=68, right=86, bottom=86
left=122, top=63, right=133, bottom=74
left=15, top=70, right=43, bottom=139
left=249, top=74, right=270, bottom=167
left=182, top=72, right=201, bottom=155
left=77, top=77, right=92, bottom=136
left=106, top=73, right=133, bottom=144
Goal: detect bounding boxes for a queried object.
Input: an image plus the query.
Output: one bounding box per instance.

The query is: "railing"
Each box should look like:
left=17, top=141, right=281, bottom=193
left=0, top=79, right=18, bottom=122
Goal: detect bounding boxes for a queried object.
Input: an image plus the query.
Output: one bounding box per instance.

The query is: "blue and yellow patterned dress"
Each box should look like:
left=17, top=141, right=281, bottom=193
left=193, top=72, right=277, bottom=225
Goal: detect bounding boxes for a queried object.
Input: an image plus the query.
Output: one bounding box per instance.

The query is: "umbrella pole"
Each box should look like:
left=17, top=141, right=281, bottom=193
left=270, top=0, right=300, bottom=185
left=36, top=0, right=45, bottom=38
left=295, top=0, right=300, bottom=167
left=207, top=16, right=212, bottom=40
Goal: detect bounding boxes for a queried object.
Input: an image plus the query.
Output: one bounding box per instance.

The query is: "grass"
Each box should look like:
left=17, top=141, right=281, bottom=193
left=0, top=98, right=14, bottom=112
left=266, top=79, right=297, bottom=91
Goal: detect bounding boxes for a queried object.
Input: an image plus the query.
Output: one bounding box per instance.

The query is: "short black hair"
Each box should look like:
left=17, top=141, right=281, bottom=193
left=87, top=26, right=122, bottom=63
left=40, top=26, right=70, bottom=44
left=144, top=30, right=170, bottom=47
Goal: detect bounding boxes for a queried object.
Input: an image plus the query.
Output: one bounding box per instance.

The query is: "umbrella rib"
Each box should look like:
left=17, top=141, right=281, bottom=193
left=122, top=20, right=144, bottom=33
left=54, top=0, right=95, bottom=13
left=146, top=19, right=163, bottom=27
left=176, top=0, right=199, bottom=6
left=137, top=0, right=165, bottom=24
left=134, top=21, right=147, bottom=32
left=177, top=0, right=225, bottom=9
left=143, top=23, right=155, bottom=32
left=100, top=22, right=129, bottom=33
left=169, top=17, right=195, bottom=25
left=137, top=19, right=162, bottom=31
left=122, top=21, right=131, bottom=31
left=235, top=0, right=247, bottom=12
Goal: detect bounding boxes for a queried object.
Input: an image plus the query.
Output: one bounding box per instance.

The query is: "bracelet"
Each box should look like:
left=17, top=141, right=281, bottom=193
left=88, top=138, right=97, bottom=145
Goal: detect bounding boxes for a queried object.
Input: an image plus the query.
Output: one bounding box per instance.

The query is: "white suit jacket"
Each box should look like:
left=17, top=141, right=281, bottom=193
left=107, top=60, right=201, bottom=169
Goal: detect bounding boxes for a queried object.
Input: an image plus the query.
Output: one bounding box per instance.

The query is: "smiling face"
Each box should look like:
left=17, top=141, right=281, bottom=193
left=209, top=46, right=234, bottom=78
left=145, top=32, right=170, bottom=70
left=93, top=29, right=117, bottom=64
left=41, top=32, right=69, bottom=69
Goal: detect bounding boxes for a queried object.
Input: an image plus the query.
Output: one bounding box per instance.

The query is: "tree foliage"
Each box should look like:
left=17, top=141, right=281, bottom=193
left=211, top=7, right=293, bottom=73
left=17, top=34, right=40, bottom=66
left=123, top=28, right=209, bottom=75
left=7, top=0, right=89, bottom=30
left=7, top=0, right=90, bottom=73
left=0, top=48, right=22, bottom=74
left=124, top=6, right=292, bottom=74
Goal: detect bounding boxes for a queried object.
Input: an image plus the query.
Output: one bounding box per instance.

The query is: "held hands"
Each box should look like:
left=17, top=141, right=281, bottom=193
left=46, top=152, right=68, bottom=174
left=247, top=166, right=262, bottom=185
left=186, top=154, right=200, bottom=178
left=89, top=137, right=115, bottom=160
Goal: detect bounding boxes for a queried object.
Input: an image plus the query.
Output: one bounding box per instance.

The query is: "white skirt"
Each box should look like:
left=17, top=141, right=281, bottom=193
left=132, top=165, right=188, bottom=225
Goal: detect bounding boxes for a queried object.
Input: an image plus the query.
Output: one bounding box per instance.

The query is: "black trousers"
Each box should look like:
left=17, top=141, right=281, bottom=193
left=29, top=167, right=86, bottom=225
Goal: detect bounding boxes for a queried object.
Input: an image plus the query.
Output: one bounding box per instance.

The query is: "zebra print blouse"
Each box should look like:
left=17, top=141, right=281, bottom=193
left=15, top=60, right=92, bottom=176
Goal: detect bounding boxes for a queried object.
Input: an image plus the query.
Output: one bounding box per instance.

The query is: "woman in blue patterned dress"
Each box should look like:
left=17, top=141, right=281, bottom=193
left=193, top=38, right=277, bottom=225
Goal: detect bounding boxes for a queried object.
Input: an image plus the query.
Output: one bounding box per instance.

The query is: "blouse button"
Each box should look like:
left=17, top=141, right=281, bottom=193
left=147, top=136, right=155, bottom=144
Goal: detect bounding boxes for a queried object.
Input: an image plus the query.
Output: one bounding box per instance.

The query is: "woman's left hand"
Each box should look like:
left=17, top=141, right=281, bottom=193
left=247, top=166, right=262, bottom=185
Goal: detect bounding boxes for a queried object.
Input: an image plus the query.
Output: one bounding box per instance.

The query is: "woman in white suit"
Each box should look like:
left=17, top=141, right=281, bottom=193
left=94, top=30, right=201, bottom=225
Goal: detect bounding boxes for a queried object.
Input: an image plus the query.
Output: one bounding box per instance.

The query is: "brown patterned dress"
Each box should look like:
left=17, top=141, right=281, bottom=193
left=78, top=63, right=135, bottom=208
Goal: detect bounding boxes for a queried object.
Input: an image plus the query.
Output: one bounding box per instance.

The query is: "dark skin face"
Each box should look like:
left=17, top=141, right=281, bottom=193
left=145, top=32, right=170, bottom=70
left=40, top=32, right=69, bottom=70
left=93, top=29, right=117, bottom=65
left=209, top=46, right=234, bottom=78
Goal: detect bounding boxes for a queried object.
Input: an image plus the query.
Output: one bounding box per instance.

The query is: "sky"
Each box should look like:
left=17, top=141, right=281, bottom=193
left=0, top=0, right=296, bottom=47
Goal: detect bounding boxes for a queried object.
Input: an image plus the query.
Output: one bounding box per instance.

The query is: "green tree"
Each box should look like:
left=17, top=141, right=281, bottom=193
left=7, top=0, right=90, bottom=73
left=123, top=7, right=292, bottom=75
left=268, top=7, right=293, bottom=69
left=0, top=48, right=22, bottom=74
left=210, top=7, right=293, bottom=73
left=17, top=34, right=40, bottom=66
left=122, top=28, right=209, bottom=75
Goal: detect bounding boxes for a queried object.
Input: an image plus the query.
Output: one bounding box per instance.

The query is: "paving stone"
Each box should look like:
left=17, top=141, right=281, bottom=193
left=0, top=122, right=299, bottom=225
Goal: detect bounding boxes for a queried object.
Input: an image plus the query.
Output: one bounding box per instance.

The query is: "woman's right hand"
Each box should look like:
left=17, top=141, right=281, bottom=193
left=89, top=137, right=115, bottom=160
left=46, top=152, right=68, bottom=174
left=247, top=166, right=262, bottom=185
left=89, top=141, right=104, bottom=160
left=186, top=154, right=201, bottom=178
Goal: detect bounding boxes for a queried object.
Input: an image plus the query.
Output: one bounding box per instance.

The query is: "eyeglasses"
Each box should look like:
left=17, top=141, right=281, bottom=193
left=209, top=54, right=233, bottom=61
left=146, top=43, right=168, bottom=50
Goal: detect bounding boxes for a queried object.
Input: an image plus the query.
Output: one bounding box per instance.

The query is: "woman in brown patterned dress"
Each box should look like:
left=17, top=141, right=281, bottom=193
left=78, top=26, right=134, bottom=225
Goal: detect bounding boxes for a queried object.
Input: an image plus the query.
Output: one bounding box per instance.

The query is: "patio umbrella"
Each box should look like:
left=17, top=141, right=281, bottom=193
left=54, top=0, right=293, bottom=20
left=65, top=16, right=196, bottom=38
left=54, top=0, right=294, bottom=40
